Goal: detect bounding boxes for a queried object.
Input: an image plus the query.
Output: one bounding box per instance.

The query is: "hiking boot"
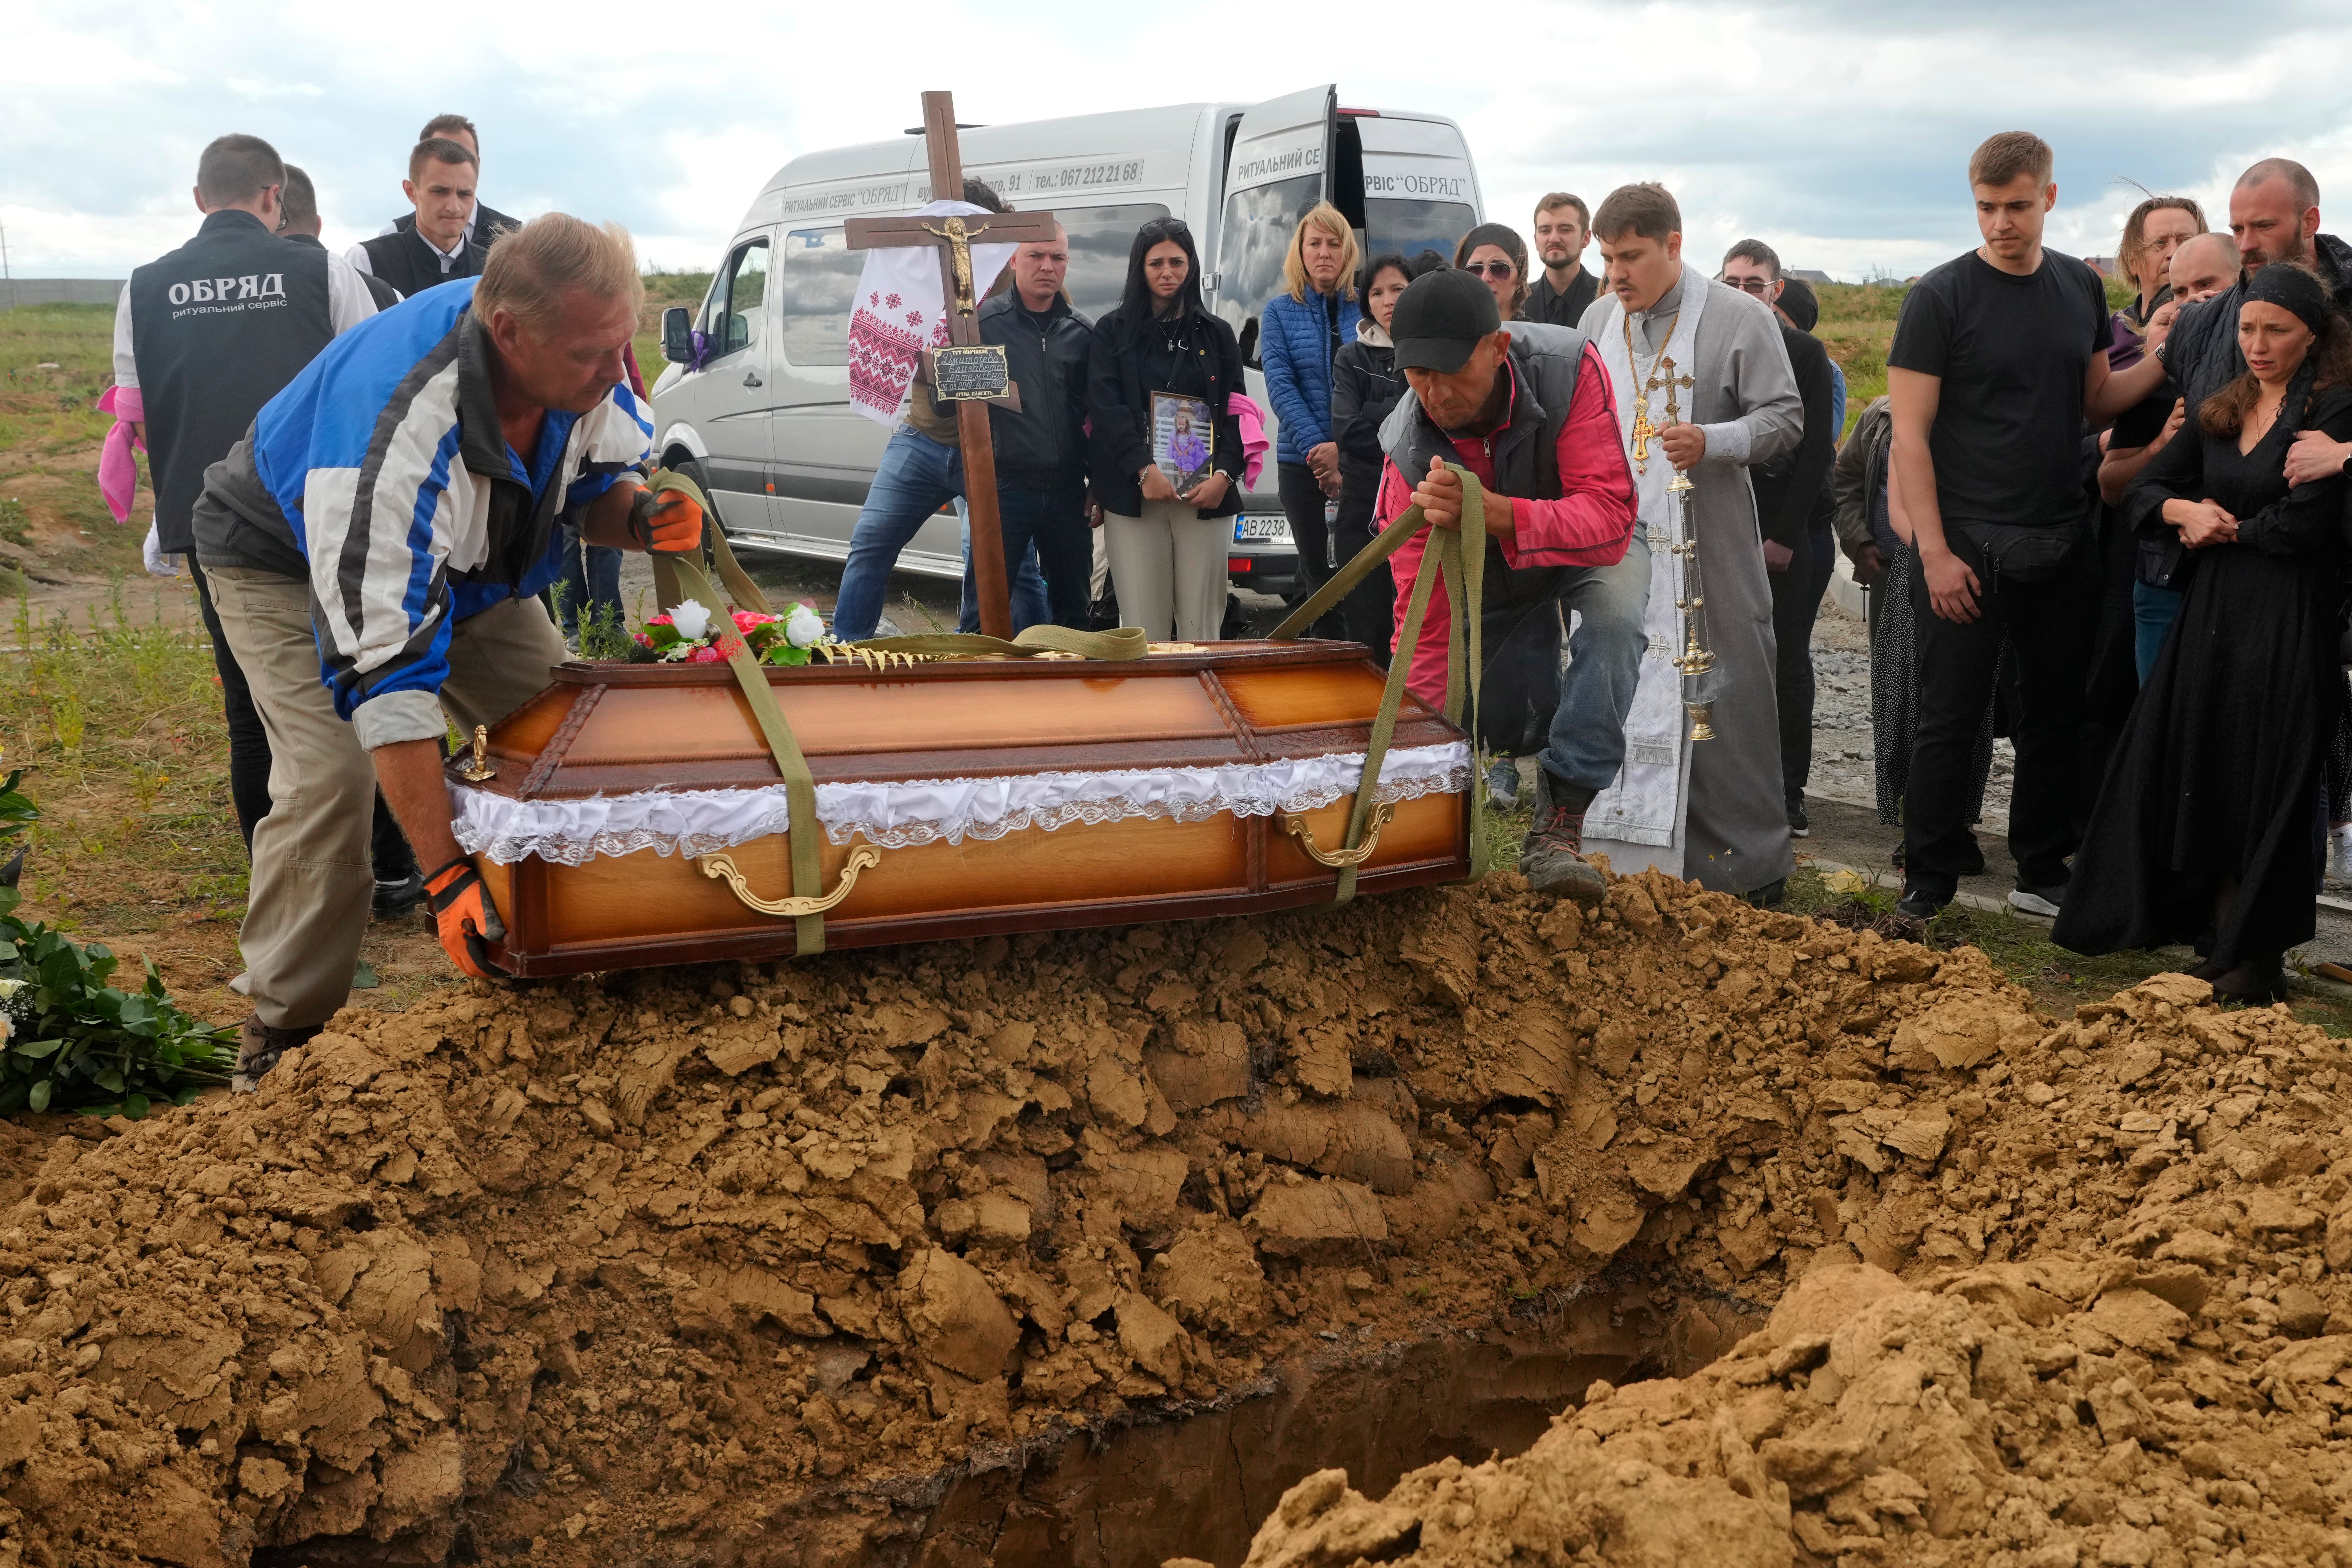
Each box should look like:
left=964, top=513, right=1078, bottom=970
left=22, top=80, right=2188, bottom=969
left=1746, top=877, right=1788, bottom=909
left=1785, top=792, right=1810, bottom=838
left=235, top=1014, right=322, bottom=1095
left=1519, top=772, right=1605, bottom=905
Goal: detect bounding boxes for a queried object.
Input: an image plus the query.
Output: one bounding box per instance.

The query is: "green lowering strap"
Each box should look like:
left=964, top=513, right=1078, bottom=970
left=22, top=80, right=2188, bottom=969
left=645, top=468, right=774, bottom=619
left=1272, top=462, right=1490, bottom=904
left=847, top=624, right=1147, bottom=661
left=666, top=552, right=828, bottom=956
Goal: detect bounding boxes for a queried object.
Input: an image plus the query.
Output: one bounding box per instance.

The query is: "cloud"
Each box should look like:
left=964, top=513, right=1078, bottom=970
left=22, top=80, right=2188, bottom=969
left=6, top=0, right=2351, bottom=279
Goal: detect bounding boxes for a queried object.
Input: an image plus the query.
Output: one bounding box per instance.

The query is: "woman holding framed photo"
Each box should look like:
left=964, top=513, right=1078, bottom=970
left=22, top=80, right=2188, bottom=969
left=1086, top=218, right=1245, bottom=641
left=1260, top=201, right=1362, bottom=637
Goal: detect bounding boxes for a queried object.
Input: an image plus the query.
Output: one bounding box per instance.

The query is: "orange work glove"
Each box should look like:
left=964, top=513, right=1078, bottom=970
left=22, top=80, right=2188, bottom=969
left=630, top=485, right=704, bottom=553
left=423, top=858, right=512, bottom=979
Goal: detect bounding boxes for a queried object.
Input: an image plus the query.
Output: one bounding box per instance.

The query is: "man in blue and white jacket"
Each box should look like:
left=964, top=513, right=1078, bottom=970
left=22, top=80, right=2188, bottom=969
left=190, top=213, right=704, bottom=1085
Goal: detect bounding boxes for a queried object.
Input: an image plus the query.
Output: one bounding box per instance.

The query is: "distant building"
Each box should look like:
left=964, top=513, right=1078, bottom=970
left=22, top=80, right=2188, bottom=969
left=1788, top=269, right=1833, bottom=285
left=2082, top=256, right=2118, bottom=278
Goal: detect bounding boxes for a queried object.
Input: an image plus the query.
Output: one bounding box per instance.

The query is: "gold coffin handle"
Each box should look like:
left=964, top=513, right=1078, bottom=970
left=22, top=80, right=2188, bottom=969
left=1280, top=802, right=1396, bottom=869
left=697, top=844, right=881, bottom=918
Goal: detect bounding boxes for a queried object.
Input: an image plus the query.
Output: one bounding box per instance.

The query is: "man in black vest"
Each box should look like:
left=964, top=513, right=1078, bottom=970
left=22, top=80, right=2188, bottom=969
left=1523, top=193, right=1599, bottom=327
left=384, top=114, right=521, bottom=248
left=1373, top=269, right=1642, bottom=904
left=348, top=138, right=489, bottom=301
left=113, top=132, right=376, bottom=852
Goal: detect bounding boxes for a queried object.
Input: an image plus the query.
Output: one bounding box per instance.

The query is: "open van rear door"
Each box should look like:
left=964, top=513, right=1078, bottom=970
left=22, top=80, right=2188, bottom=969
left=1212, top=84, right=1335, bottom=352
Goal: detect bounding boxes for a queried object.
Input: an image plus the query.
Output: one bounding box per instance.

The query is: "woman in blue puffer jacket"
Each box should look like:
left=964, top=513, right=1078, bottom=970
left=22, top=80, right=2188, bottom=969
left=1259, top=202, right=1362, bottom=635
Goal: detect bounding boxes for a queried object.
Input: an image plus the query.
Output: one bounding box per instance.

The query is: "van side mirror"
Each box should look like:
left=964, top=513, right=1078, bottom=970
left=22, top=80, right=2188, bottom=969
left=1238, top=316, right=1261, bottom=371
left=661, top=306, right=697, bottom=366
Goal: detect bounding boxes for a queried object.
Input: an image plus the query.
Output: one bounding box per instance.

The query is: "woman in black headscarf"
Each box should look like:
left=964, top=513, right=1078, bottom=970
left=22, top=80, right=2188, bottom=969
left=2056, top=265, right=2352, bottom=1000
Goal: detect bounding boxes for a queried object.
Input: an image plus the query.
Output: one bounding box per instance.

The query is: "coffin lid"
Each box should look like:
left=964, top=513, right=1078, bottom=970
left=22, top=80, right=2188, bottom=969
left=448, top=640, right=1463, bottom=800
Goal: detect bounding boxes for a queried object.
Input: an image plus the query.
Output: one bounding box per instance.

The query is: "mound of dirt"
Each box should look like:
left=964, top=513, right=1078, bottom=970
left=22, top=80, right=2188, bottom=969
left=1229, top=955, right=2352, bottom=1568
left=0, top=868, right=2342, bottom=1568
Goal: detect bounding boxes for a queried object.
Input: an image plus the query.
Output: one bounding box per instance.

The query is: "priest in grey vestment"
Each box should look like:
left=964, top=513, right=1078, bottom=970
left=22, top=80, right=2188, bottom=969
left=1575, top=185, right=1803, bottom=899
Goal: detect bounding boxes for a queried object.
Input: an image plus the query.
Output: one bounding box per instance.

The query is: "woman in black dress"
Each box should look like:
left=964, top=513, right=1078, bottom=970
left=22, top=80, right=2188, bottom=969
left=2056, top=265, right=2352, bottom=1000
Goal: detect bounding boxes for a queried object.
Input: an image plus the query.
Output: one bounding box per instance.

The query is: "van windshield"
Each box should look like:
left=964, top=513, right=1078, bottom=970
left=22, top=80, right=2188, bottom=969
left=1364, top=198, right=1478, bottom=267
left=1218, top=174, right=1320, bottom=316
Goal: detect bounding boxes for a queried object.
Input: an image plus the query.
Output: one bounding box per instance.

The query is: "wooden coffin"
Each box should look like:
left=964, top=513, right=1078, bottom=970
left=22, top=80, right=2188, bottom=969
left=446, top=640, right=1473, bottom=976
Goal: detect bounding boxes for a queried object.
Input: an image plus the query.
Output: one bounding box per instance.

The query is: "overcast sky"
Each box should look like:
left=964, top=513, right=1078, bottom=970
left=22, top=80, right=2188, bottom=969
left=8, top=0, right=2351, bottom=282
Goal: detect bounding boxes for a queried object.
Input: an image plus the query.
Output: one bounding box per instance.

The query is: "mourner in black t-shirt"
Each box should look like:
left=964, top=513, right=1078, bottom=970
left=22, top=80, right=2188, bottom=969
left=1884, top=131, right=2166, bottom=925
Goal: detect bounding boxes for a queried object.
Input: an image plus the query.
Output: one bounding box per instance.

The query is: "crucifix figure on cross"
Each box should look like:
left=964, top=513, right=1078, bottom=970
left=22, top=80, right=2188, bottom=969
left=844, top=92, right=1061, bottom=639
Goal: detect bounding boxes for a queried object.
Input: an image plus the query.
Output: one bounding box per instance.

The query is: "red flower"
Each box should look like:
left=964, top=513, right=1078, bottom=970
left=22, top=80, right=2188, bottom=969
left=646, top=613, right=674, bottom=627
left=687, top=644, right=724, bottom=664
left=732, top=610, right=777, bottom=632
left=632, top=632, right=653, bottom=647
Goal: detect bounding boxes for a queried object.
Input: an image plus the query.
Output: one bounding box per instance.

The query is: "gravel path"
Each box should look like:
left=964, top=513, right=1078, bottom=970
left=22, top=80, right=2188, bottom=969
left=1803, top=595, right=2015, bottom=826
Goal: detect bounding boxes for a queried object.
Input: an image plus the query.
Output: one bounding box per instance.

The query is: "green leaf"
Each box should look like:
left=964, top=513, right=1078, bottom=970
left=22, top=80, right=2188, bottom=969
left=11, top=1038, right=61, bottom=1060
left=352, top=958, right=380, bottom=989
left=0, top=888, right=20, bottom=919
left=94, top=1067, right=124, bottom=1095
left=27, top=1079, right=50, bottom=1113
left=123, top=1094, right=149, bottom=1120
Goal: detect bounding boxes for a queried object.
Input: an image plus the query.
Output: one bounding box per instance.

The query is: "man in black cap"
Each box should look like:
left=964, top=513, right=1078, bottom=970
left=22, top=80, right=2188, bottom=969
left=1370, top=267, right=1641, bottom=904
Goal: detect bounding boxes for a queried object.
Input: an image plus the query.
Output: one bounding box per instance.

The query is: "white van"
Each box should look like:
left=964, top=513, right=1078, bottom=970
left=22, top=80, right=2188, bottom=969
left=650, top=84, right=1482, bottom=597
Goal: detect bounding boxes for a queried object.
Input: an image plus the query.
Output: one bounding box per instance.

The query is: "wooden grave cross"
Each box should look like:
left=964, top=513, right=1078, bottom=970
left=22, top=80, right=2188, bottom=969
left=845, top=91, right=1059, bottom=639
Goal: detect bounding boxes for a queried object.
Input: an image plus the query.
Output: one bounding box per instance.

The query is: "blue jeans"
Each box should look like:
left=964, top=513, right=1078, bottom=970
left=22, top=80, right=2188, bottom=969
left=960, top=484, right=1086, bottom=632
left=834, top=425, right=1051, bottom=638
left=2133, top=580, right=2183, bottom=683
left=1536, top=533, right=1654, bottom=793
left=834, top=426, right=963, bottom=641
left=554, top=523, right=621, bottom=636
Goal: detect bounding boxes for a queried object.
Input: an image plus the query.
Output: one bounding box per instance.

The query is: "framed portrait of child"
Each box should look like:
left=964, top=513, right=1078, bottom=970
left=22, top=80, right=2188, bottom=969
left=1152, top=392, right=1215, bottom=495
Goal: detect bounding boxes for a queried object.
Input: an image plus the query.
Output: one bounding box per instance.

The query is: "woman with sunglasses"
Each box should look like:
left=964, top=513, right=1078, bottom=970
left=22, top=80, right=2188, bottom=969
left=1260, top=202, right=1363, bottom=638
left=1454, top=222, right=1530, bottom=322
left=1086, top=219, right=1245, bottom=641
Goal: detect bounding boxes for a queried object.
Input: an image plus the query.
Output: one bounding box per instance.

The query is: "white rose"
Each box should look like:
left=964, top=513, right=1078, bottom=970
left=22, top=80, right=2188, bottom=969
left=0, top=979, right=22, bottom=999
left=669, top=600, right=713, bottom=642
left=785, top=604, right=826, bottom=648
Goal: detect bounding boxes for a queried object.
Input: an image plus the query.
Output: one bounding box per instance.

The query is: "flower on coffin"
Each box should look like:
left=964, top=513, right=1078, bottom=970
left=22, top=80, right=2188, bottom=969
left=624, top=599, right=838, bottom=666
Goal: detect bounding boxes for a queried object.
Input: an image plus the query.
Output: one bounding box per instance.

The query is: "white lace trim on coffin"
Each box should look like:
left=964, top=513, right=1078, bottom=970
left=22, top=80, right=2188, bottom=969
left=449, top=742, right=1471, bottom=866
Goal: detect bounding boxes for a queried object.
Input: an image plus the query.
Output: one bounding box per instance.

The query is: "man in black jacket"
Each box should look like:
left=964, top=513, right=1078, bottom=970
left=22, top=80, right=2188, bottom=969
left=1523, top=194, right=1599, bottom=326
left=954, top=223, right=1095, bottom=629
left=349, top=138, right=490, bottom=301
left=1721, top=240, right=1836, bottom=837
left=112, top=133, right=376, bottom=853
left=383, top=114, right=522, bottom=248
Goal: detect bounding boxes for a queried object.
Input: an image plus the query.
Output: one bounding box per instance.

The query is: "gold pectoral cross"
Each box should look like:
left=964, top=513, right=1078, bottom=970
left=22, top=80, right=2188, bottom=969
left=1630, top=402, right=1658, bottom=470
left=921, top=216, right=993, bottom=317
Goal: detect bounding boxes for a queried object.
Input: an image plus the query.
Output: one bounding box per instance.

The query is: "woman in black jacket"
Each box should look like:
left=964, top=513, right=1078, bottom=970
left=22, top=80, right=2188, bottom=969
left=1326, top=252, right=1419, bottom=665
left=1086, top=218, right=1245, bottom=641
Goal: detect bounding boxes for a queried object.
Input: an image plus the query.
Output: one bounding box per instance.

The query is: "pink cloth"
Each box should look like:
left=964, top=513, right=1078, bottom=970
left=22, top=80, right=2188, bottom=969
left=1230, top=391, right=1271, bottom=490
left=99, top=385, right=144, bottom=524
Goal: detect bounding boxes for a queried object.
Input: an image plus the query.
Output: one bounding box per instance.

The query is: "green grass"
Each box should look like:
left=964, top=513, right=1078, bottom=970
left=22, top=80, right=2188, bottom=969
left=635, top=269, right=714, bottom=386
left=0, top=588, right=245, bottom=933
left=1815, top=282, right=1906, bottom=437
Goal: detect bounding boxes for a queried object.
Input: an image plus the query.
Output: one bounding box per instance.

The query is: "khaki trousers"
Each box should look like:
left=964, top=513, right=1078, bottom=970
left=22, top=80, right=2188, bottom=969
left=206, top=568, right=566, bottom=1028
left=1103, top=500, right=1229, bottom=642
